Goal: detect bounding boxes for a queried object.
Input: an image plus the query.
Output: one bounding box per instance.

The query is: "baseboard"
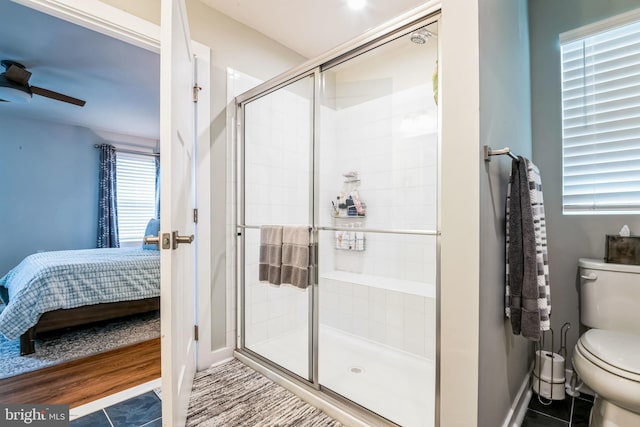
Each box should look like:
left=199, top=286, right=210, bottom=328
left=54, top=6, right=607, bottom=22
left=501, top=366, right=533, bottom=427
left=210, top=355, right=235, bottom=368
left=198, top=346, right=235, bottom=370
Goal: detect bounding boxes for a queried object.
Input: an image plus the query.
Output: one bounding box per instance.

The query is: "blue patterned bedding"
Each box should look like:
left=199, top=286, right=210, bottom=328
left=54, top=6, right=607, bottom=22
left=0, top=248, right=160, bottom=340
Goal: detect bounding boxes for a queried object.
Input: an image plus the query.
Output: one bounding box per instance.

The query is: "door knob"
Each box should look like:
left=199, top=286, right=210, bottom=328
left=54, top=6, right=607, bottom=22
left=144, top=236, right=159, bottom=246
left=172, top=231, right=194, bottom=249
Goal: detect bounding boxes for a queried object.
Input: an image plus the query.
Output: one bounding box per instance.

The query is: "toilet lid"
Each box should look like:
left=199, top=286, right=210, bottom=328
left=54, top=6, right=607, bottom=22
left=581, top=329, right=640, bottom=375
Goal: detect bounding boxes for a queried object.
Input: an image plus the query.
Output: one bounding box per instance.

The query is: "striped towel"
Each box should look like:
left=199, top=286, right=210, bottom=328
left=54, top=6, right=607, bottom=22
left=505, top=157, right=550, bottom=340
left=527, top=159, right=551, bottom=331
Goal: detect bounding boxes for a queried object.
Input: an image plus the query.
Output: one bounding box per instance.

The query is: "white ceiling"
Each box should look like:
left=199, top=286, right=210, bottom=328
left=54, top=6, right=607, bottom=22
left=199, top=0, right=428, bottom=58
left=0, top=1, right=160, bottom=140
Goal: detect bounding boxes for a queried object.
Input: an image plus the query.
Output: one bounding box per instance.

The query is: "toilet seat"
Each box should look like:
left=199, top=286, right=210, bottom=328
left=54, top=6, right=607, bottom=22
left=579, top=329, right=640, bottom=382
left=574, top=329, right=640, bottom=414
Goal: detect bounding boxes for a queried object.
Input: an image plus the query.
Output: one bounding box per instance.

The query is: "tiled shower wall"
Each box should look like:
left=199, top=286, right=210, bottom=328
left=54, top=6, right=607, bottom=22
left=319, top=83, right=438, bottom=284
left=318, top=45, right=438, bottom=359
left=320, top=277, right=436, bottom=359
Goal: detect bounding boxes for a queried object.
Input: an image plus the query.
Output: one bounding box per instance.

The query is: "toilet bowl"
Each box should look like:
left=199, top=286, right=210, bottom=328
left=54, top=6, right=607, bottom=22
left=573, top=329, right=640, bottom=426
left=573, top=259, right=640, bottom=427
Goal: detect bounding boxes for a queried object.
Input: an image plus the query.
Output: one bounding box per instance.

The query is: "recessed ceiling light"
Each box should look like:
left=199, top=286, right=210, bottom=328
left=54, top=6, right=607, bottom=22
left=348, top=0, right=366, bottom=11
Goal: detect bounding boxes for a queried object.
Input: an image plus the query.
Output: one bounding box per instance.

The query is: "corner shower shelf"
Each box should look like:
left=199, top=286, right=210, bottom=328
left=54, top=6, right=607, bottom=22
left=320, top=270, right=435, bottom=298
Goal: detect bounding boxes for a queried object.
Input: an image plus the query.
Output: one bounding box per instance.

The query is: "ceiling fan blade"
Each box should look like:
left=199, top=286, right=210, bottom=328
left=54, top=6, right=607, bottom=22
left=5, top=65, right=31, bottom=85
left=30, top=86, right=86, bottom=107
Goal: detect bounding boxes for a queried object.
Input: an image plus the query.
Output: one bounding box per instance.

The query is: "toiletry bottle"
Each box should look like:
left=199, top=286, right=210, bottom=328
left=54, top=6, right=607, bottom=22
left=352, top=190, right=364, bottom=215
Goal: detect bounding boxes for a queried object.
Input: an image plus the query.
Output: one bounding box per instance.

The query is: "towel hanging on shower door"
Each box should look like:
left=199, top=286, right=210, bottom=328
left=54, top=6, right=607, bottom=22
left=259, top=225, right=283, bottom=286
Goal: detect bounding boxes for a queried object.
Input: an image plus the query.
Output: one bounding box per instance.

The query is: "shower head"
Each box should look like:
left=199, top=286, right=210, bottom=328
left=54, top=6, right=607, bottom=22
left=410, top=29, right=434, bottom=45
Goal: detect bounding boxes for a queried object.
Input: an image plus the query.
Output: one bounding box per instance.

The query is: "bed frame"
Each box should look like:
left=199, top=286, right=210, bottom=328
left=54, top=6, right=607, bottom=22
left=19, top=297, right=160, bottom=356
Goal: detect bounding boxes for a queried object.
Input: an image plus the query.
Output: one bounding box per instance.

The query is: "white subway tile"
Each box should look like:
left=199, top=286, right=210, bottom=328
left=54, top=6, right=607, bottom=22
left=385, top=325, right=404, bottom=349
left=369, top=320, right=386, bottom=343
left=386, top=304, right=404, bottom=329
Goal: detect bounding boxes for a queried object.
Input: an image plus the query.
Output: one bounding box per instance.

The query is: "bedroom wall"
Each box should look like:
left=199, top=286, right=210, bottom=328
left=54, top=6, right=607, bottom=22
left=0, top=114, right=100, bottom=277
left=528, top=0, right=640, bottom=365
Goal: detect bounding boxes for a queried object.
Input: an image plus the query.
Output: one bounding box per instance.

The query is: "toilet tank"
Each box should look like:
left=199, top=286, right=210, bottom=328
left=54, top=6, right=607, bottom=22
left=579, top=258, right=640, bottom=334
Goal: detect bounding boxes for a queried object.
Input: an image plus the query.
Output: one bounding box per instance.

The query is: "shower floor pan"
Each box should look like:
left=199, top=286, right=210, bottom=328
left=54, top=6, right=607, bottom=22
left=248, top=325, right=434, bottom=427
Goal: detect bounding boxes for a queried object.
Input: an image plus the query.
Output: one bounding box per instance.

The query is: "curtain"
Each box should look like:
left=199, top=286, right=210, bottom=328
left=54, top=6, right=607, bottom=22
left=97, top=144, right=119, bottom=248
left=154, top=156, right=160, bottom=219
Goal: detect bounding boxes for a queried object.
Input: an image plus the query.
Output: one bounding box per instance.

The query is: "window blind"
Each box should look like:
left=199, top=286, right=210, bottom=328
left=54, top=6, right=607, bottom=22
left=561, top=18, right=640, bottom=214
left=116, top=153, right=157, bottom=242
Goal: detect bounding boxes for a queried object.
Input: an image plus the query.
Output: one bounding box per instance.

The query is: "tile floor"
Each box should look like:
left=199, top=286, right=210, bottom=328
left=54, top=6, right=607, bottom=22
left=522, top=393, right=594, bottom=427
left=70, top=391, right=161, bottom=427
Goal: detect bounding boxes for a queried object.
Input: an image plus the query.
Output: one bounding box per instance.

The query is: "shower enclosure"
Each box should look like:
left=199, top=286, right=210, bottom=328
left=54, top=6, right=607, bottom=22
left=235, top=10, right=439, bottom=427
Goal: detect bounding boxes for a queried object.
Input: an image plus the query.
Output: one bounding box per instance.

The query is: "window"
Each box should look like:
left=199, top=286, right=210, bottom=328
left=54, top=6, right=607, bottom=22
left=116, top=153, right=157, bottom=243
left=560, top=10, right=640, bottom=214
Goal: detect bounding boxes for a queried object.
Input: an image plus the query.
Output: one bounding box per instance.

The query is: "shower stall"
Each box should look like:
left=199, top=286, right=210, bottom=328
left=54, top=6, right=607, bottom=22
left=235, top=10, right=440, bottom=427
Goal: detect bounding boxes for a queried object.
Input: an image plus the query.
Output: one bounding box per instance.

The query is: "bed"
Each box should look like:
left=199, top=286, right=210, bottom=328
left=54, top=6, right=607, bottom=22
left=0, top=247, right=160, bottom=355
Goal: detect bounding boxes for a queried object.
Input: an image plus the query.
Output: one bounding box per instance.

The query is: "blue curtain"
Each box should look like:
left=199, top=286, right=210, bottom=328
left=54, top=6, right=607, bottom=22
left=154, top=156, right=160, bottom=219
left=97, top=144, right=119, bottom=248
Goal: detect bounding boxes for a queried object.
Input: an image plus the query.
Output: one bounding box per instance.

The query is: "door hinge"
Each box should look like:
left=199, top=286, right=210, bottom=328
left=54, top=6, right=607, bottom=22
left=194, top=325, right=199, bottom=341
left=193, top=208, right=198, bottom=224
left=193, top=85, right=201, bottom=103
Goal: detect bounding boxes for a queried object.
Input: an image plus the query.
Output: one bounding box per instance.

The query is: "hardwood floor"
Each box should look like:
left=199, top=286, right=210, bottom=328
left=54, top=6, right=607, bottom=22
left=0, top=338, right=160, bottom=408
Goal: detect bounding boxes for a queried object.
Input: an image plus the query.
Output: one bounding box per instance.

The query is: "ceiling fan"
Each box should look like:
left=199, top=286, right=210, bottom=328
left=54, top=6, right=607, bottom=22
left=0, top=60, right=86, bottom=107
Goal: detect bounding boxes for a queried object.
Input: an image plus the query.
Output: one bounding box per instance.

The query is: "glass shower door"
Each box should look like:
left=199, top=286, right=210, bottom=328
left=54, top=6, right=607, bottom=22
left=240, top=74, right=315, bottom=380
left=317, top=22, right=439, bottom=427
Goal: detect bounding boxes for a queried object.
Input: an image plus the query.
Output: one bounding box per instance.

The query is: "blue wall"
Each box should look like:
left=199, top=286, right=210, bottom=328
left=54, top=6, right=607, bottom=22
left=0, top=115, right=100, bottom=276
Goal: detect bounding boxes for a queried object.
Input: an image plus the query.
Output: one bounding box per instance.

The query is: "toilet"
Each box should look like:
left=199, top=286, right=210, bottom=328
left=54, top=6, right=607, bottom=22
left=573, top=258, right=640, bottom=427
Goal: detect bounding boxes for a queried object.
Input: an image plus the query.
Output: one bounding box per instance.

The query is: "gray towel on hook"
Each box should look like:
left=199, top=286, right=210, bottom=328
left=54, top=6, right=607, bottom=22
left=259, top=226, right=283, bottom=285
left=506, top=156, right=541, bottom=340
left=281, top=226, right=310, bottom=289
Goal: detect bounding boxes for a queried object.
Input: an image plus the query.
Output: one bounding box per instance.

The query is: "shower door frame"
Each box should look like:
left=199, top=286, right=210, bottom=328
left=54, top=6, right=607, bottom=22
left=235, top=6, right=442, bottom=426
left=236, top=69, right=319, bottom=385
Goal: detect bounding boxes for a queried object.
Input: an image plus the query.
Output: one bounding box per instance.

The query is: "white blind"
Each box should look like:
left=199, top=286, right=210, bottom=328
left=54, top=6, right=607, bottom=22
left=116, top=153, right=157, bottom=242
left=561, top=18, right=640, bottom=214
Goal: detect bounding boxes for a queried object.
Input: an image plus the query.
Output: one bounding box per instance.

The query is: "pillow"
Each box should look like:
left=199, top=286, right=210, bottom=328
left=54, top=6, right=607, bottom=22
left=142, top=218, right=161, bottom=250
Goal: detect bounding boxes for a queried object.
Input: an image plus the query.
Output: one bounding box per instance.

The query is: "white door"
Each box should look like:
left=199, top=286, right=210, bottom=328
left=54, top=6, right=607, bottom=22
left=160, top=0, right=197, bottom=426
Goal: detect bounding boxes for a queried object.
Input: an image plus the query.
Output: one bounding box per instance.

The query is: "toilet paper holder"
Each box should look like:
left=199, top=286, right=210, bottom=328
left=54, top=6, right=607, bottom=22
left=533, top=322, right=571, bottom=405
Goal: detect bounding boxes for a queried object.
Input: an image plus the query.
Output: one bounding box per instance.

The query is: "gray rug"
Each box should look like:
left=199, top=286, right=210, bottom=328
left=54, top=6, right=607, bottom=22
left=187, top=359, right=343, bottom=427
left=0, top=305, right=159, bottom=379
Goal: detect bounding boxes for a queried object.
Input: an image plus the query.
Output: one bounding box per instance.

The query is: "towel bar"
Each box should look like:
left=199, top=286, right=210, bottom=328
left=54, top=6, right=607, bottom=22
left=484, top=145, right=519, bottom=162
left=237, top=224, right=439, bottom=236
